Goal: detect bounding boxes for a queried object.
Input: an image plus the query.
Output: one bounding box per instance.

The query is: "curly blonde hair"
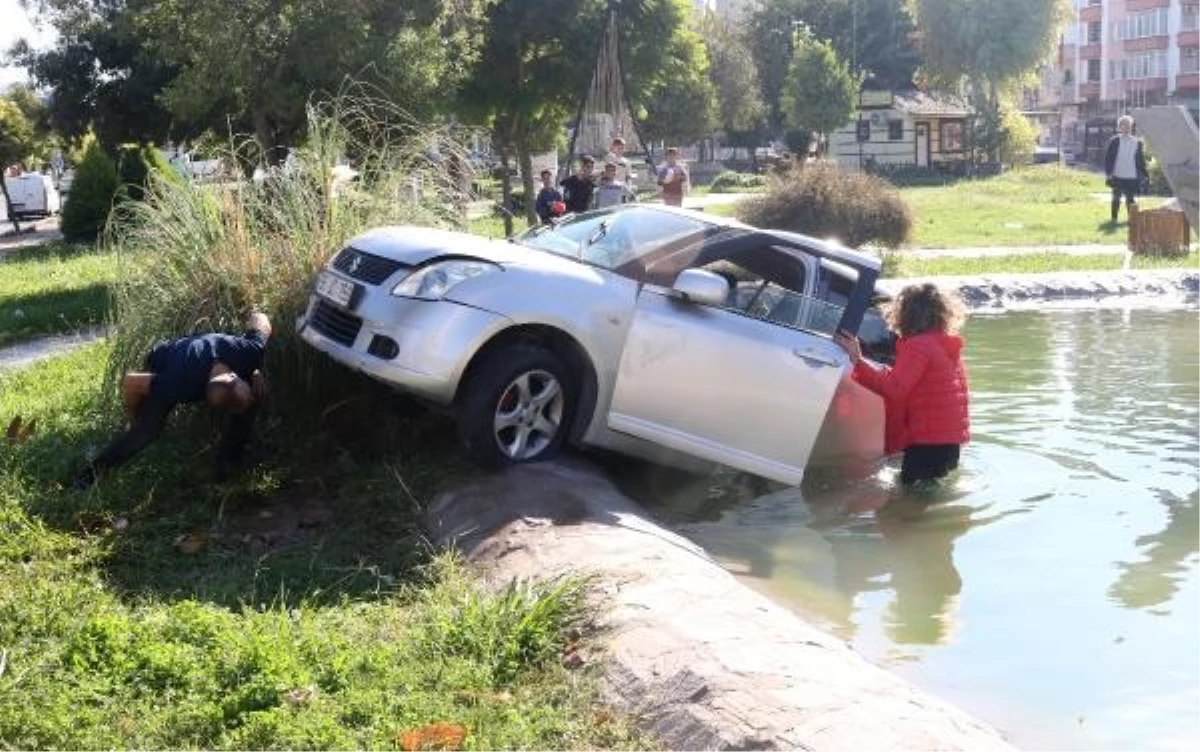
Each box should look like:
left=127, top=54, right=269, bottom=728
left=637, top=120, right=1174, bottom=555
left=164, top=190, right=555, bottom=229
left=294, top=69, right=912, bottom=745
left=885, top=283, right=966, bottom=337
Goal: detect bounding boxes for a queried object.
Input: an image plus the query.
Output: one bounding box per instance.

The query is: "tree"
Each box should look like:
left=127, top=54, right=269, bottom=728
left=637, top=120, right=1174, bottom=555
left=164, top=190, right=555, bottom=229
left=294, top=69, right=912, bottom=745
left=12, top=0, right=180, bottom=150
left=0, top=98, right=36, bottom=233
left=779, top=29, right=856, bottom=155
left=746, top=0, right=921, bottom=133
left=637, top=10, right=718, bottom=149
left=19, top=0, right=489, bottom=165
left=457, top=0, right=706, bottom=229
left=698, top=14, right=765, bottom=137
left=906, top=0, right=1070, bottom=98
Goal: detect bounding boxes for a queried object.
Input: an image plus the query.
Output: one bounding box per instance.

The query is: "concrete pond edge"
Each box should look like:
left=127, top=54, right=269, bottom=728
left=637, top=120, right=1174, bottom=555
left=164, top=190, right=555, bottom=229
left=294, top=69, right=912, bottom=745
left=422, top=460, right=1017, bottom=751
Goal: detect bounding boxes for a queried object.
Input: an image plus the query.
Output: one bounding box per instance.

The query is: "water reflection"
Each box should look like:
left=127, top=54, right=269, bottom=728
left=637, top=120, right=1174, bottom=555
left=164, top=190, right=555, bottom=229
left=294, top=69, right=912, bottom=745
left=1109, top=489, right=1199, bottom=612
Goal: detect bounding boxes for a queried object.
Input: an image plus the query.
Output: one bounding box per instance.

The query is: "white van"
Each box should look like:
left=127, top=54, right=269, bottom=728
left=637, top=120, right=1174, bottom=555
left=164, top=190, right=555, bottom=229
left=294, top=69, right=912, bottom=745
left=3, top=173, right=62, bottom=219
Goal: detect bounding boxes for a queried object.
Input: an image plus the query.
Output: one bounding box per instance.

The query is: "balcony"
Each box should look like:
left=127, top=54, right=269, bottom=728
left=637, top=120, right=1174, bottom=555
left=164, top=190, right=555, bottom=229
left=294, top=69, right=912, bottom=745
left=1126, top=0, right=1169, bottom=10
left=1176, top=73, right=1199, bottom=91
left=1079, top=43, right=1103, bottom=58
left=1179, top=31, right=1199, bottom=47
left=1079, top=5, right=1102, bottom=23
left=1123, top=35, right=1170, bottom=52
left=1079, top=83, right=1102, bottom=98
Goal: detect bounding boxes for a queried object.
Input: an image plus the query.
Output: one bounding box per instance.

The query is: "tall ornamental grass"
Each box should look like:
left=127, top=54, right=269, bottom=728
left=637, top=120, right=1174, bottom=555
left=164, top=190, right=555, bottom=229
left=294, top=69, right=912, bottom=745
left=101, top=90, right=480, bottom=423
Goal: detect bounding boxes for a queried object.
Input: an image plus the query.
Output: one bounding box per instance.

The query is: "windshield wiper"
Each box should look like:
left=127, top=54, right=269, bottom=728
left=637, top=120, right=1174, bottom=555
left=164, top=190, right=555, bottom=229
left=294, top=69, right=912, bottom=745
left=579, top=220, right=608, bottom=258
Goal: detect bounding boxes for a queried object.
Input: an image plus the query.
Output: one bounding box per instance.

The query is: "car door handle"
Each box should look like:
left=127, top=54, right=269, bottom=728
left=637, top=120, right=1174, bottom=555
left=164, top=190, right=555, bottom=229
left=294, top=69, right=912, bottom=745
left=793, top=348, right=840, bottom=368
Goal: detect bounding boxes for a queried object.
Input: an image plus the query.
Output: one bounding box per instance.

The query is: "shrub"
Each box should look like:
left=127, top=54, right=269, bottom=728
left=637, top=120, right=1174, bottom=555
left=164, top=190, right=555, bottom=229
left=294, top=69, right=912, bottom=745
left=710, top=170, right=765, bottom=192
left=116, top=144, right=181, bottom=203
left=736, top=161, right=913, bottom=248
left=60, top=140, right=119, bottom=242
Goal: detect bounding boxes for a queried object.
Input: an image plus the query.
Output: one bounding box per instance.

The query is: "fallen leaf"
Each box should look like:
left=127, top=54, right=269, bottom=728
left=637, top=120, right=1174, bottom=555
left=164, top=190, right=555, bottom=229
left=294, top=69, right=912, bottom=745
left=399, top=722, right=467, bottom=751
left=173, top=531, right=208, bottom=554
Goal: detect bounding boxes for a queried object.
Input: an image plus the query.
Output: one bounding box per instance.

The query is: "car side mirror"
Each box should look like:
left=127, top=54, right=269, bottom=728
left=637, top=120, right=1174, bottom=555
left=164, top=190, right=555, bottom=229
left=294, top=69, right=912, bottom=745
left=672, top=269, right=729, bottom=306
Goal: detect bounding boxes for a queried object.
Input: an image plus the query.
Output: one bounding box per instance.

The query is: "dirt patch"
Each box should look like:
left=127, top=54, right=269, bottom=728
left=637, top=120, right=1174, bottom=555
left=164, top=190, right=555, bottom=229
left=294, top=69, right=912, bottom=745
left=216, top=480, right=335, bottom=552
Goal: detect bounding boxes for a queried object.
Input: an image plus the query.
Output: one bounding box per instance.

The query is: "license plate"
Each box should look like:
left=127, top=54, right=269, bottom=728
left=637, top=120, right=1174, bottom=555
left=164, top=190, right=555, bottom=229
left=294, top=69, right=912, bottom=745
left=315, top=271, right=355, bottom=307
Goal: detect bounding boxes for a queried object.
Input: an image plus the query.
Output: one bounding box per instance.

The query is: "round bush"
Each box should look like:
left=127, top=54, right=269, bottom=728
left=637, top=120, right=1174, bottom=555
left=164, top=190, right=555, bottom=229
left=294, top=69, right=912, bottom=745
left=736, top=161, right=913, bottom=249
left=61, top=142, right=119, bottom=242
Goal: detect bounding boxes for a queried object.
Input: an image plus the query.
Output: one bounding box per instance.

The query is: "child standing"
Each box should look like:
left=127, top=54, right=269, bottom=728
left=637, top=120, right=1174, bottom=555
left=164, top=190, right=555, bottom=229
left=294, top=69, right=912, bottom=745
left=833, top=283, right=970, bottom=485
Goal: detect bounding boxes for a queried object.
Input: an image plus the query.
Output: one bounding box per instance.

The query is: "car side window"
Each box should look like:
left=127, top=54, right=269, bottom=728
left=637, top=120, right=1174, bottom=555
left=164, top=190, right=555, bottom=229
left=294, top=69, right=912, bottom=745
left=694, top=250, right=843, bottom=336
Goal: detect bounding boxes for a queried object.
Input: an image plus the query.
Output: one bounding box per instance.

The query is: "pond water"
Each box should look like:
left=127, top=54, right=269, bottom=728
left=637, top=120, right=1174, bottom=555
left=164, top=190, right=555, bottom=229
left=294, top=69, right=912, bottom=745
left=633, top=305, right=1199, bottom=751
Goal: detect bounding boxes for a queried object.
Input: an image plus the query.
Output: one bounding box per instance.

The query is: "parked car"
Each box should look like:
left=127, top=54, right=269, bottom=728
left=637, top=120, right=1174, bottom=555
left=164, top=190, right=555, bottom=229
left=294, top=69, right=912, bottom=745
left=3, top=172, right=61, bottom=219
left=297, top=204, right=891, bottom=485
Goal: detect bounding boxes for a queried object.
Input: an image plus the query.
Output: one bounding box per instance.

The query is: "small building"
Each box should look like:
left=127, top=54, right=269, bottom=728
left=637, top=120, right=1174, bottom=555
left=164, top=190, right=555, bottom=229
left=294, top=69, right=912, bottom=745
left=829, top=90, right=973, bottom=173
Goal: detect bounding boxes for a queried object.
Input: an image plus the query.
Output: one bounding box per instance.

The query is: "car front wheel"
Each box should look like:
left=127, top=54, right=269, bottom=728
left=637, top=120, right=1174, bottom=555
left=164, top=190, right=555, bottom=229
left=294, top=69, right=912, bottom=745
left=457, top=344, right=574, bottom=470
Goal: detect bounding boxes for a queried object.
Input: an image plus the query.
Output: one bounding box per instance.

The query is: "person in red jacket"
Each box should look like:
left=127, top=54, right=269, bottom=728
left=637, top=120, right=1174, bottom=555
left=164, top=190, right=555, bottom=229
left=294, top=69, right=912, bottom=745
left=834, top=283, right=970, bottom=486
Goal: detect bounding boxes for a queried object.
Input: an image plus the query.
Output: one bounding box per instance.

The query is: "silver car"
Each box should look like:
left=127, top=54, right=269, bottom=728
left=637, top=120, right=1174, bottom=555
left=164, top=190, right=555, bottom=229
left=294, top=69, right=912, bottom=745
left=297, top=204, right=889, bottom=485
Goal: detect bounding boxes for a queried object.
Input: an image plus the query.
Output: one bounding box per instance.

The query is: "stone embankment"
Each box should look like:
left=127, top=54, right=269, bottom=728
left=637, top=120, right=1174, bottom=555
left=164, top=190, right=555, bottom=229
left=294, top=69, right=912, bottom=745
left=424, top=461, right=1016, bottom=752
left=882, top=267, right=1199, bottom=309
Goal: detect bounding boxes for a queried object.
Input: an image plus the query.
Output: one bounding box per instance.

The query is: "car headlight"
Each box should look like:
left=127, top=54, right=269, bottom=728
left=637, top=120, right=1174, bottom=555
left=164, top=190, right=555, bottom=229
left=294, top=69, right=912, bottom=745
left=391, top=260, right=501, bottom=300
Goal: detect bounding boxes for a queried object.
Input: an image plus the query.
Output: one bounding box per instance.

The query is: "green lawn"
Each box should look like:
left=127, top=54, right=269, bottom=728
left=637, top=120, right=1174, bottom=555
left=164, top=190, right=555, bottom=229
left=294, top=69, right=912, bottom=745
left=0, top=242, right=117, bottom=346
left=701, top=165, right=1190, bottom=251
left=0, top=344, right=651, bottom=750
left=901, top=166, right=1150, bottom=248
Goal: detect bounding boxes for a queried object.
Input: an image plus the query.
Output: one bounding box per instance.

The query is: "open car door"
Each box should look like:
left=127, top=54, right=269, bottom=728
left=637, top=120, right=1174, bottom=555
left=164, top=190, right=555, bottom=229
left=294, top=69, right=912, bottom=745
left=606, top=278, right=848, bottom=485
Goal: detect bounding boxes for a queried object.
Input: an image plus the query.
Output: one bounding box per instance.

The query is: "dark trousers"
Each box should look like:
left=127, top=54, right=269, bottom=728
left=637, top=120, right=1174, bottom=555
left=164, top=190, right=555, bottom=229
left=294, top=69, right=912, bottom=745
left=900, top=444, right=961, bottom=485
left=89, top=395, right=256, bottom=477
left=1110, top=178, right=1140, bottom=221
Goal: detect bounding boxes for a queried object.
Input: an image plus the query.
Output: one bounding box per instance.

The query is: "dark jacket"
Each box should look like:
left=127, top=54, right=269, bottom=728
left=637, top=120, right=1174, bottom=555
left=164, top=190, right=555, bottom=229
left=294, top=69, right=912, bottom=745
left=144, top=329, right=268, bottom=404
left=560, top=174, right=595, bottom=214
left=1104, top=135, right=1148, bottom=180
left=535, top=186, right=563, bottom=223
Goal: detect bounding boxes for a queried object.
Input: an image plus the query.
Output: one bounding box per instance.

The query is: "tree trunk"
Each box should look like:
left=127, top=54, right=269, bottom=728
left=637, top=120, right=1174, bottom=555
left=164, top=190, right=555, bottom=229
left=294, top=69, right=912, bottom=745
left=498, top=148, right=514, bottom=238
left=1, top=179, right=22, bottom=235
left=518, top=147, right=537, bottom=228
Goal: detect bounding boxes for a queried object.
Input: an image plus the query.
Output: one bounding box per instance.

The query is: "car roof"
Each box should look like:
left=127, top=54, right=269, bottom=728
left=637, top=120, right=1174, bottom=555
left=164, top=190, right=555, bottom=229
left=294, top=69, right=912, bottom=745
left=593, top=204, right=882, bottom=273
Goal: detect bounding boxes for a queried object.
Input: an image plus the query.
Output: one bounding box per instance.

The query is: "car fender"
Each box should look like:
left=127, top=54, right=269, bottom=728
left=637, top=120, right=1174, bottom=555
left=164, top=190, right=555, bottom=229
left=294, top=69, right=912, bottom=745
left=446, top=262, right=642, bottom=440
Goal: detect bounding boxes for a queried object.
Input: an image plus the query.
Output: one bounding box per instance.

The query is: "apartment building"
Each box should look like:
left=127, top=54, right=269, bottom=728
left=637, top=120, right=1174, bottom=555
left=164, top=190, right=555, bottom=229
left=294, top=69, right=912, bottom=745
left=1028, top=0, right=1199, bottom=160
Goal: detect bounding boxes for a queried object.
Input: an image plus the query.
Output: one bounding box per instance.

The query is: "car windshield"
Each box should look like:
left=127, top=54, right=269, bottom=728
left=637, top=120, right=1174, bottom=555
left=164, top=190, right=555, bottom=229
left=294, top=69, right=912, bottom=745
left=512, top=208, right=712, bottom=270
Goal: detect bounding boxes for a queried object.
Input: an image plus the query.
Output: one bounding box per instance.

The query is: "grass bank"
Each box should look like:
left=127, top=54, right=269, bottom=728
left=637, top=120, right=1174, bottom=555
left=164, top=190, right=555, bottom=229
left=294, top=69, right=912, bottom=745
left=0, top=344, right=651, bottom=750
left=902, top=165, right=1145, bottom=248
left=0, top=241, right=116, bottom=346
left=696, top=165, right=1190, bottom=251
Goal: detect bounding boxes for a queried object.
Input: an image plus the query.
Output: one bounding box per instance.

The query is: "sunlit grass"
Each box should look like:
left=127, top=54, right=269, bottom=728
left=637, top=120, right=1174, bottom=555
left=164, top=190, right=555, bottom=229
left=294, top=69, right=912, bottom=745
left=0, top=242, right=116, bottom=346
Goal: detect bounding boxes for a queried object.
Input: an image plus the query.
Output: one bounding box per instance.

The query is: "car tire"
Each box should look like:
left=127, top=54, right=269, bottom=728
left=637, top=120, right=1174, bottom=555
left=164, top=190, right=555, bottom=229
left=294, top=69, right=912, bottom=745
left=457, top=344, right=575, bottom=471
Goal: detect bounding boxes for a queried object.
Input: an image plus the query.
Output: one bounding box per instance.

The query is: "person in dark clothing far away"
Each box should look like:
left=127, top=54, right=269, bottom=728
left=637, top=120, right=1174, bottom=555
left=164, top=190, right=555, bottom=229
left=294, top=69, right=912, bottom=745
left=72, top=311, right=273, bottom=489
left=1104, top=114, right=1149, bottom=224
left=534, top=169, right=565, bottom=224
left=559, top=155, right=596, bottom=214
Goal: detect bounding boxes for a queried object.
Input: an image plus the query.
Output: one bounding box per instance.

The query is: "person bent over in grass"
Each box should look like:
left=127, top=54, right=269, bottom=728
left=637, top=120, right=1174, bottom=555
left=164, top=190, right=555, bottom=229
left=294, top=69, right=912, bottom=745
left=72, top=311, right=272, bottom=490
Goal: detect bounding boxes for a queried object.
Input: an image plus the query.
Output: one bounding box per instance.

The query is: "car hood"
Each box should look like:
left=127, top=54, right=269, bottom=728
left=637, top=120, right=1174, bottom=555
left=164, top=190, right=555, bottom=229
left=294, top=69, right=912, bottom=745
left=348, top=225, right=534, bottom=268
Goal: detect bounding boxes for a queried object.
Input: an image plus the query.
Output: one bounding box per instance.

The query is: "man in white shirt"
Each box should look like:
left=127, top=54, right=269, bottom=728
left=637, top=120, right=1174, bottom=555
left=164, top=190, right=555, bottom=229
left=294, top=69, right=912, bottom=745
left=1104, top=115, right=1149, bottom=224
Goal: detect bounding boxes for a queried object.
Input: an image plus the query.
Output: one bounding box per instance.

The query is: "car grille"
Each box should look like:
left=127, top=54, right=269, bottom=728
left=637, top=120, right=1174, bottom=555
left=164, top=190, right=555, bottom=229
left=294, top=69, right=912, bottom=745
left=310, top=300, right=362, bottom=346
left=331, top=247, right=405, bottom=285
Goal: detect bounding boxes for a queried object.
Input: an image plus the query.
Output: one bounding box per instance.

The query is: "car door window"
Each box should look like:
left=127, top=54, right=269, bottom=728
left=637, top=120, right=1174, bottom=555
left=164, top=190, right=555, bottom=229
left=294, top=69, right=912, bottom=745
left=689, top=250, right=843, bottom=335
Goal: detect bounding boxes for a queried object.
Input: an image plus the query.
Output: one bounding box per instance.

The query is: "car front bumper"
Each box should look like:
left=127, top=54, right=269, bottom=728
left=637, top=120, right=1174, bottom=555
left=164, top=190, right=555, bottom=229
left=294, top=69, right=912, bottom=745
left=297, top=293, right=511, bottom=405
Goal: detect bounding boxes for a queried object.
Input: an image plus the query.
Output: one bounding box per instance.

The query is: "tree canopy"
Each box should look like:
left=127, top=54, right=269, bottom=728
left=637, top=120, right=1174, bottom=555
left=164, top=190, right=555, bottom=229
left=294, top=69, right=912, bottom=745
left=17, top=0, right=490, bottom=163
left=779, top=29, right=856, bottom=151
left=906, top=0, right=1069, bottom=95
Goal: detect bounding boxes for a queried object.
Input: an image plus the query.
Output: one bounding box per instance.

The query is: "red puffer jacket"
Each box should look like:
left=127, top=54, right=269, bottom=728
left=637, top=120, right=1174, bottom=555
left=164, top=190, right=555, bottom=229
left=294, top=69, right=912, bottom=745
left=852, top=330, right=970, bottom=453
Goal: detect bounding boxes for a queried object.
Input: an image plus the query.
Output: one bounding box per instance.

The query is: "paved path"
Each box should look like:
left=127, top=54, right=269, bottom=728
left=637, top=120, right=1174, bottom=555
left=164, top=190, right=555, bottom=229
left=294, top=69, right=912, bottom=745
left=0, top=216, right=64, bottom=256
left=0, top=326, right=106, bottom=372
